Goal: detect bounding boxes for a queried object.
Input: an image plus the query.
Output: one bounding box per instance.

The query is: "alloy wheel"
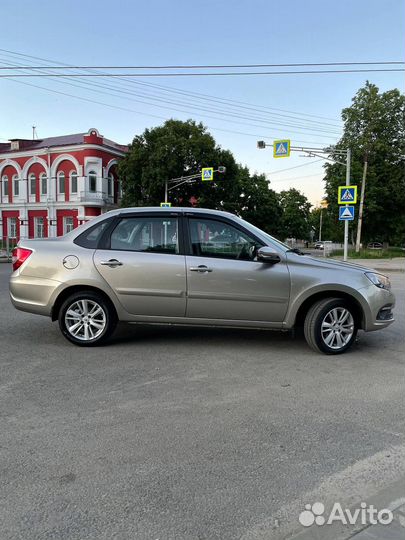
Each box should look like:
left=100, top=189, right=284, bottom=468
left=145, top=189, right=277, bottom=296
left=320, top=307, right=354, bottom=350
left=65, top=299, right=106, bottom=341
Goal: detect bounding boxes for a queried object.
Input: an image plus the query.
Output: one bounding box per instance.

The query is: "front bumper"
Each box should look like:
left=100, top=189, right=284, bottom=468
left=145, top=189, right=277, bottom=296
left=361, top=284, right=396, bottom=332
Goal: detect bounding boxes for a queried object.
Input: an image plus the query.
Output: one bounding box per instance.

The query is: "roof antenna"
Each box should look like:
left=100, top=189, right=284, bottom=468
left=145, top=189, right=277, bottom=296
left=32, top=125, right=38, bottom=140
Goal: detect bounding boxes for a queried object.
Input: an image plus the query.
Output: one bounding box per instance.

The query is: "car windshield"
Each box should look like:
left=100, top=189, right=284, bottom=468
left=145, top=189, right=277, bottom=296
left=233, top=215, right=291, bottom=252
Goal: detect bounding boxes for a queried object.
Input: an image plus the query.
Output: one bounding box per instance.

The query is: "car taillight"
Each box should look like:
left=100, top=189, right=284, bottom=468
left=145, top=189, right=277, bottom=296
left=12, top=247, right=33, bottom=272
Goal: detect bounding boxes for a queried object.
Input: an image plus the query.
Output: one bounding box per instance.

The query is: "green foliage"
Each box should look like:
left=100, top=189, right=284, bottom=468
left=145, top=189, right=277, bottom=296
left=278, top=188, right=311, bottom=239
left=323, top=82, right=405, bottom=245
left=331, top=247, right=404, bottom=259
left=118, top=119, right=282, bottom=236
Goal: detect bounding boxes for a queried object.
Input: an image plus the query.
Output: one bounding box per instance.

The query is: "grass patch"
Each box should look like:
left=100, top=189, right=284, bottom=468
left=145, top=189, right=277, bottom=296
left=331, top=247, right=405, bottom=259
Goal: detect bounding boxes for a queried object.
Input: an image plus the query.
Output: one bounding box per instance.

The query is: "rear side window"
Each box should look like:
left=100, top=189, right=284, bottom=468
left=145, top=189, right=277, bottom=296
left=74, top=218, right=113, bottom=248
left=110, top=217, right=179, bottom=254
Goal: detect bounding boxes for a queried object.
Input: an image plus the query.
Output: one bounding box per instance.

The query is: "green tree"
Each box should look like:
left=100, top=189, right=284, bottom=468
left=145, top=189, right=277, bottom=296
left=278, top=188, right=312, bottom=240
left=236, top=166, right=282, bottom=235
left=323, top=82, right=405, bottom=245
left=118, top=119, right=282, bottom=237
left=309, top=206, right=337, bottom=241
left=118, top=119, right=239, bottom=210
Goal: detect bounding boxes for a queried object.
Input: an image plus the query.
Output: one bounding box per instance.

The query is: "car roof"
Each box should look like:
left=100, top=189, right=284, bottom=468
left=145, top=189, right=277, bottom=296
left=110, top=207, right=238, bottom=219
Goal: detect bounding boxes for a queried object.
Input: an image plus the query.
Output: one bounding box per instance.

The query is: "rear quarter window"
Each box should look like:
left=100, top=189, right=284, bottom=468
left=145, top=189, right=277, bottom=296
left=73, top=218, right=113, bottom=249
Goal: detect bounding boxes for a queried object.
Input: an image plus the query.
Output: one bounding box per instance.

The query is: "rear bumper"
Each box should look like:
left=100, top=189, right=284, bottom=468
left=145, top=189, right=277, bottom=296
left=9, top=273, right=61, bottom=317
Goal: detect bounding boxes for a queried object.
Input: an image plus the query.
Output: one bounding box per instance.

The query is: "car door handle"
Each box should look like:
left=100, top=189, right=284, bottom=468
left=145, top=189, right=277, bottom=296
left=189, top=265, right=213, bottom=273
left=100, top=259, right=123, bottom=267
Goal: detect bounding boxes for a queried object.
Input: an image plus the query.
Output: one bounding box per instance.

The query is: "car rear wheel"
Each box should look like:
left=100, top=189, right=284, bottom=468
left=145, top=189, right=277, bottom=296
left=304, top=298, right=358, bottom=354
left=58, top=291, right=117, bottom=346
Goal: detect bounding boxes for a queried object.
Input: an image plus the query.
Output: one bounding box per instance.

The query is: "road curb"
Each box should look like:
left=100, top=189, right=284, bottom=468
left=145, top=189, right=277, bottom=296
left=289, top=476, right=405, bottom=540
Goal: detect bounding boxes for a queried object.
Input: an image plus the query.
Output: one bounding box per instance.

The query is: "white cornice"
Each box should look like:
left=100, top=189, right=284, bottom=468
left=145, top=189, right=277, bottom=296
left=0, top=143, right=126, bottom=160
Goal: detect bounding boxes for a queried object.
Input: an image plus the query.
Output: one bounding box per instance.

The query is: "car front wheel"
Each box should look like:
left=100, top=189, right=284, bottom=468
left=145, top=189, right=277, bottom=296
left=304, top=298, right=358, bottom=354
left=58, top=291, right=117, bottom=346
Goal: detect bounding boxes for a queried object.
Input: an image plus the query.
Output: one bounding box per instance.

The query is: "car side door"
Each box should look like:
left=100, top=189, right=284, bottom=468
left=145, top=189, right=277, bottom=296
left=184, top=215, right=290, bottom=323
left=93, top=212, right=187, bottom=317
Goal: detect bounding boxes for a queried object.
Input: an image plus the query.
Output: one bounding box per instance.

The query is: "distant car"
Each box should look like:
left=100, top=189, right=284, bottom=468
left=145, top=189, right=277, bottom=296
left=367, top=242, right=383, bottom=249
left=9, top=207, right=395, bottom=354
left=314, top=241, right=332, bottom=250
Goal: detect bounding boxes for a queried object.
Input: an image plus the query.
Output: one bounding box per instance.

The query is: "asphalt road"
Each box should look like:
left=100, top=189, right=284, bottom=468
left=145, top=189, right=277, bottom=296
left=1, top=264, right=404, bottom=540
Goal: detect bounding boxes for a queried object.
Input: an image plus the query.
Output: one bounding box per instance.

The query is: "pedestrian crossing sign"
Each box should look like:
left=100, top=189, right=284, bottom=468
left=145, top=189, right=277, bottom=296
left=160, top=202, right=171, bottom=207
left=339, top=206, right=355, bottom=220
left=202, top=167, right=214, bottom=181
left=338, top=185, right=357, bottom=204
left=273, top=140, right=291, bottom=158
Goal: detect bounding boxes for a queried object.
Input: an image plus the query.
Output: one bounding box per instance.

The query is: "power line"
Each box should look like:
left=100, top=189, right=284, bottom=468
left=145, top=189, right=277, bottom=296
left=0, top=58, right=342, bottom=138
left=1, top=68, right=403, bottom=78
left=265, top=159, right=325, bottom=175
left=0, top=48, right=343, bottom=124
left=1, top=61, right=403, bottom=69
left=3, top=77, right=337, bottom=146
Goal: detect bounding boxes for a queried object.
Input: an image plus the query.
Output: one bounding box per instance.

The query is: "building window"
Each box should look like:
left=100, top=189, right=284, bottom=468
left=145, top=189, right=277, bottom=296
left=63, top=216, right=74, bottom=234
left=58, top=172, right=65, bottom=195
left=2, top=175, right=9, bottom=197
left=8, top=217, right=17, bottom=238
left=40, top=173, right=47, bottom=195
left=29, top=173, right=36, bottom=195
left=88, top=171, right=97, bottom=193
left=34, top=217, right=45, bottom=238
left=13, top=175, right=19, bottom=197
left=70, top=171, right=78, bottom=194
left=108, top=174, right=114, bottom=197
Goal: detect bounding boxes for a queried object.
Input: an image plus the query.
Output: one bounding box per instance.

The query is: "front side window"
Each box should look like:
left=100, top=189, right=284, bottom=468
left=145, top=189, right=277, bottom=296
left=34, top=217, right=45, bottom=238
left=189, top=218, right=262, bottom=260
left=88, top=171, right=97, bottom=193
left=40, top=174, right=47, bottom=195
left=8, top=217, right=17, bottom=238
left=29, top=173, right=36, bottom=195
left=58, top=172, right=65, bottom=195
left=110, top=216, right=179, bottom=254
left=13, top=175, right=19, bottom=196
left=63, top=216, right=74, bottom=234
left=2, top=175, right=8, bottom=197
left=70, top=171, right=78, bottom=194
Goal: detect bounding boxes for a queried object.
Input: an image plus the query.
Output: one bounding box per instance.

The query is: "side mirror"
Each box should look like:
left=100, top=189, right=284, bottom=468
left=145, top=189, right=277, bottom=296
left=257, top=247, right=281, bottom=264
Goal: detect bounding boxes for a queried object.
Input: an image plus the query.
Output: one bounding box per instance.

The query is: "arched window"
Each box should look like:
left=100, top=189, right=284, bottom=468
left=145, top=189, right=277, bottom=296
left=58, top=172, right=65, bottom=195
left=2, top=175, right=8, bottom=197
left=108, top=173, right=114, bottom=197
left=40, top=173, right=47, bottom=195
left=70, top=171, right=78, bottom=194
left=88, top=171, right=97, bottom=193
left=13, top=174, right=19, bottom=197
left=29, top=173, right=36, bottom=195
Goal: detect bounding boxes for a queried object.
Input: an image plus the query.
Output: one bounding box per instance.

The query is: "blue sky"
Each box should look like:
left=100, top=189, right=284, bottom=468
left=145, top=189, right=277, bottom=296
left=1, top=0, right=404, bottom=204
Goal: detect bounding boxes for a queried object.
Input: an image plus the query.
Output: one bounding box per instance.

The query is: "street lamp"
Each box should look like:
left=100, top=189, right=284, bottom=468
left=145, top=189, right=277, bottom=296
left=164, top=166, right=226, bottom=204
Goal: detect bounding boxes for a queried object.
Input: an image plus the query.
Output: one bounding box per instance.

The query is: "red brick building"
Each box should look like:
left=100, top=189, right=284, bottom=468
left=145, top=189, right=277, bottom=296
left=0, top=128, right=127, bottom=242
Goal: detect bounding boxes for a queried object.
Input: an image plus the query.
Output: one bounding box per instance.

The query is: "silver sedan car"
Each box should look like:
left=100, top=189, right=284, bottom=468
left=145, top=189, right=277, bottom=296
left=9, top=207, right=395, bottom=354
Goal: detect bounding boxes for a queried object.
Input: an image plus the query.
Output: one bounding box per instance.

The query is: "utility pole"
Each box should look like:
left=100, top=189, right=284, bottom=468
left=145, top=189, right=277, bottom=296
left=319, top=209, right=323, bottom=242
left=355, top=155, right=368, bottom=252
left=343, top=147, right=351, bottom=261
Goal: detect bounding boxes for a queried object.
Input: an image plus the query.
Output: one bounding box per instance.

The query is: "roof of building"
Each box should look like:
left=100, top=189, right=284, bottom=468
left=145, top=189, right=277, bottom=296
left=0, top=131, right=128, bottom=154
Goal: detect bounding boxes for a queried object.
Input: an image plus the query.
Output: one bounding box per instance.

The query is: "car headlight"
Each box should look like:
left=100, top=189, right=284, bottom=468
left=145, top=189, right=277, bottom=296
left=365, top=272, right=391, bottom=290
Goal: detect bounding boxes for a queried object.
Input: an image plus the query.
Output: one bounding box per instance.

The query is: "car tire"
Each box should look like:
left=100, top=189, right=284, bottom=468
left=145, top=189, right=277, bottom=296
left=304, top=298, right=358, bottom=354
left=58, top=291, right=117, bottom=347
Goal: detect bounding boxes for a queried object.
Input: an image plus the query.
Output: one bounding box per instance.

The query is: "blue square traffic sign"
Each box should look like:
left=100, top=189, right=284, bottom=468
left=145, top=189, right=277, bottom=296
left=339, top=206, right=355, bottom=221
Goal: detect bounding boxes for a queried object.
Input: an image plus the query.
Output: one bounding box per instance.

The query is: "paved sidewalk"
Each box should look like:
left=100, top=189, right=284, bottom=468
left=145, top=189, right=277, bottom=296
left=351, top=500, right=405, bottom=539
left=289, top=477, right=405, bottom=540
left=335, top=257, right=405, bottom=273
